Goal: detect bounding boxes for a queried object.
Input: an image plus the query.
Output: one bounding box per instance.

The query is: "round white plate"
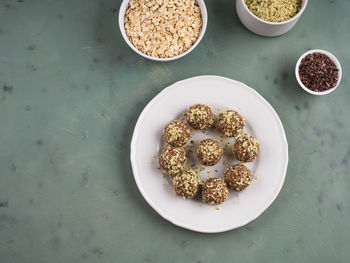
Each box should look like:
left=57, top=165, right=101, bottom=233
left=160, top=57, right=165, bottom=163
left=130, top=75, right=288, bottom=233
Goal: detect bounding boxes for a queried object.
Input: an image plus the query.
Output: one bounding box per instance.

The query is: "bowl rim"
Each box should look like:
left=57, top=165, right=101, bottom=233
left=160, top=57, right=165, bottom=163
left=240, top=0, right=308, bottom=25
left=118, top=0, right=208, bottom=62
left=295, top=49, right=342, bottom=96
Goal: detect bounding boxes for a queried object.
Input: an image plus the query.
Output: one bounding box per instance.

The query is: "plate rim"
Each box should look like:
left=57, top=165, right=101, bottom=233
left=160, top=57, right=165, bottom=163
left=130, top=75, right=289, bottom=233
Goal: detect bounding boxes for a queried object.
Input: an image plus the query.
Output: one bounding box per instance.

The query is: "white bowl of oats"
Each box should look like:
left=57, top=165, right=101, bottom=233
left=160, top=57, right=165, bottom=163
left=119, top=0, right=207, bottom=61
left=236, top=0, right=308, bottom=37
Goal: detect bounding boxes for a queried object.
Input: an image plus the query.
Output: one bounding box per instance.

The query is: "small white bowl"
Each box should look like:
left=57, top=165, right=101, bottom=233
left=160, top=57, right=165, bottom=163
left=295, top=49, right=342, bottom=96
left=118, top=0, right=208, bottom=62
left=236, top=0, right=308, bottom=37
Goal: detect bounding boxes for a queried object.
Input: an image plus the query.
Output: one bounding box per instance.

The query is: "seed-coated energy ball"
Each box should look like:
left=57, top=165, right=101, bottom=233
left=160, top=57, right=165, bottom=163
left=224, top=163, right=252, bottom=191
left=159, top=146, right=186, bottom=175
left=233, top=135, right=260, bottom=162
left=202, top=177, right=229, bottom=205
left=216, top=110, right=245, bottom=137
left=185, top=104, right=214, bottom=130
left=172, top=170, right=200, bottom=199
left=162, top=120, right=191, bottom=147
left=196, top=139, right=223, bottom=166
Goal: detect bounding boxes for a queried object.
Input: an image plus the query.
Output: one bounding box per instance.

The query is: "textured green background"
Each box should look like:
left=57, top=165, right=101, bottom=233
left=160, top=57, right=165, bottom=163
left=0, top=0, right=349, bottom=262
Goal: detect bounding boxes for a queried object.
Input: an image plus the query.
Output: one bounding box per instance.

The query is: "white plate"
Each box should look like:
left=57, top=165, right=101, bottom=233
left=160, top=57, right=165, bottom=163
left=130, top=75, right=288, bottom=233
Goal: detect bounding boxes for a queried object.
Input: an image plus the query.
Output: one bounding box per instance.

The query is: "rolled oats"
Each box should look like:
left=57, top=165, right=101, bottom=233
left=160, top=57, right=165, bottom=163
left=124, top=0, right=202, bottom=58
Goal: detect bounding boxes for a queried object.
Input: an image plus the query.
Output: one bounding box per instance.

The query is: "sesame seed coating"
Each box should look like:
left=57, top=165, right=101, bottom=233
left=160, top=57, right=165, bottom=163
left=224, top=163, right=252, bottom=191
left=196, top=139, right=223, bottom=166
left=233, top=135, right=260, bottom=162
left=162, top=120, right=191, bottom=147
left=202, top=177, right=229, bottom=205
left=185, top=104, right=214, bottom=130
left=216, top=110, right=245, bottom=137
left=172, top=170, right=200, bottom=199
left=159, top=146, right=186, bottom=175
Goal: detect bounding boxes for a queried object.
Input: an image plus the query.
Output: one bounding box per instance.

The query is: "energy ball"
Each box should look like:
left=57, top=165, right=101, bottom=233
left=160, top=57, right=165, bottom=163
left=202, top=178, right=229, bottom=205
left=196, top=139, right=223, bottom=166
left=162, top=120, right=191, bottom=147
left=172, top=170, right=200, bottom=199
left=185, top=104, right=214, bottom=130
left=224, top=163, right=252, bottom=191
left=233, top=135, right=260, bottom=162
left=216, top=110, right=245, bottom=137
left=159, top=146, right=186, bottom=175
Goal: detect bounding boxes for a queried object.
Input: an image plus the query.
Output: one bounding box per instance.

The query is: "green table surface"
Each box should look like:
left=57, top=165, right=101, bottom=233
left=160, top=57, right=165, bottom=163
left=1, top=0, right=349, bottom=262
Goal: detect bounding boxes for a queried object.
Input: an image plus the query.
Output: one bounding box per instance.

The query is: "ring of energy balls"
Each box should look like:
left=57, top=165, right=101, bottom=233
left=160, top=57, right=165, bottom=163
left=162, top=120, right=191, bottom=147
left=224, top=163, right=252, bottom=191
left=172, top=170, right=200, bottom=199
left=233, top=135, right=260, bottom=162
left=196, top=139, right=223, bottom=166
left=216, top=110, right=245, bottom=137
left=185, top=104, right=214, bottom=130
left=159, top=146, right=186, bottom=176
left=202, top=178, right=229, bottom=205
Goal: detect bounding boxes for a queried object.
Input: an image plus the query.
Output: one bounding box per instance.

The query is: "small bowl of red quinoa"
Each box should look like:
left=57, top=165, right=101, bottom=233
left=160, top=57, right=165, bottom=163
left=295, top=49, right=342, bottom=95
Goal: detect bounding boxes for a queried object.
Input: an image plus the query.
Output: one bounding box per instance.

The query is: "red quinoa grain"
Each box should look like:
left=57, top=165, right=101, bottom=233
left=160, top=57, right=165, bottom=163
left=299, top=52, right=339, bottom=92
